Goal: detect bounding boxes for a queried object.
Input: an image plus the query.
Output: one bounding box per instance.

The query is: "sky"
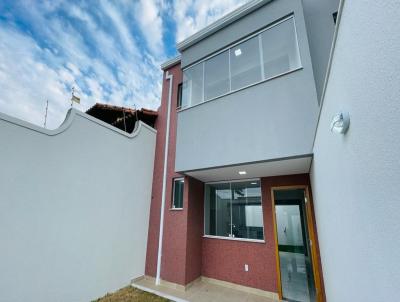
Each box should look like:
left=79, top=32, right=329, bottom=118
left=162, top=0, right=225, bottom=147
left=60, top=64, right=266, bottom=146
left=0, top=0, right=248, bottom=129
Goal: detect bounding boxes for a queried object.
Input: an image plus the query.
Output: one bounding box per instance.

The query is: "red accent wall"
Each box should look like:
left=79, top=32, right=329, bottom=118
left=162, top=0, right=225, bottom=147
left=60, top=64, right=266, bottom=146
left=202, top=174, right=314, bottom=293
left=145, top=63, right=183, bottom=278
left=145, top=63, right=204, bottom=286
left=201, top=179, right=278, bottom=292
left=157, top=175, right=204, bottom=285
left=184, top=177, right=204, bottom=284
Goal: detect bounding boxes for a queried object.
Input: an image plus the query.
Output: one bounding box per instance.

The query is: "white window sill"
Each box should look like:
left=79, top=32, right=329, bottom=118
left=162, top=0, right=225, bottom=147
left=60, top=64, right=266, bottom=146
left=170, top=208, right=183, bottom=211
left=203, top=235, right=265, bottom=244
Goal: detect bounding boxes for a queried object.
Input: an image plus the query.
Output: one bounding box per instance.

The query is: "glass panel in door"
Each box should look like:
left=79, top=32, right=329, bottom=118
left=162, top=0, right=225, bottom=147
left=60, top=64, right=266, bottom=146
left=274, top=189, right=316, bottom=302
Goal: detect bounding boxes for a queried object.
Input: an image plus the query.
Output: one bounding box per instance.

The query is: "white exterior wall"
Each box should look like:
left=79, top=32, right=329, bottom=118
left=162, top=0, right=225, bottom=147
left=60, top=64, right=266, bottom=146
left=0, top=110, right=156, bottom=302
left=310, top=1, right=400, bottom=301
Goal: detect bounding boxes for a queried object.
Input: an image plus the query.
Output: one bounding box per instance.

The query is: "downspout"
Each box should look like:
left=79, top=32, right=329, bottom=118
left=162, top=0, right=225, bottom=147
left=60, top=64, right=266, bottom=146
left=156, top=71, right=173, bottom=285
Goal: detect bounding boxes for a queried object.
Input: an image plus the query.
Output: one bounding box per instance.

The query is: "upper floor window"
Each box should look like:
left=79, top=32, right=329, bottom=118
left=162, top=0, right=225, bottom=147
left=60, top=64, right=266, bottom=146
left=260, top=17, right=301, bottom=79
left=182, top=63, right=203, bottom=107
left=204, top=50, right=230, bottom=99
left=231, top=36, right=262, bottom=90
left=181, top=16, right=301, bottom=109
left=204, top=180, right=264, bottom=241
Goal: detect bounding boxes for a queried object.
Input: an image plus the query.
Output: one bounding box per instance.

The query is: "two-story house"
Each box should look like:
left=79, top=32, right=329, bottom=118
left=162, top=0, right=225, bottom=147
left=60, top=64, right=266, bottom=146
left=144, top=0, right=339, bottom=301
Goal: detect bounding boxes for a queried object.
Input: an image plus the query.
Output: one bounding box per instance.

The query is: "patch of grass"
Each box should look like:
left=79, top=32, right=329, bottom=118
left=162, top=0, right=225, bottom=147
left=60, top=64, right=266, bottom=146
left=92, top=286, right=170, bottom=302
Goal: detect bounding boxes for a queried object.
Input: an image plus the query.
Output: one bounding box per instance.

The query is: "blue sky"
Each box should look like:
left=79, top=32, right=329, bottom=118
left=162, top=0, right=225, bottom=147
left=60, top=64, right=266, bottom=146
left=0, top=0, right=247, bottom=129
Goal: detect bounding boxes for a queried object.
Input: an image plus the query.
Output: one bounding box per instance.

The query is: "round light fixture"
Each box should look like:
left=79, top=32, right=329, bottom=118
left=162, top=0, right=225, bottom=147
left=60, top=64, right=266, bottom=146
left=330, top=111, right=350, bottom=134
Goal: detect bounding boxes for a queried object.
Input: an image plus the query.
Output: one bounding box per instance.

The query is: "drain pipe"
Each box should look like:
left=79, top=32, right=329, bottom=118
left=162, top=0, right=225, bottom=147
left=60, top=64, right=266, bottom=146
left=156, top=70, right=173, bottom=285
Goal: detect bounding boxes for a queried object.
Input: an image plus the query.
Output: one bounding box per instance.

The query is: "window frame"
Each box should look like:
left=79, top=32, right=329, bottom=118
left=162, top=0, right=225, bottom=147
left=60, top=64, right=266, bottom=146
left=171, top=177, right=184, bottom=210
left=203, top=178, right=265, bottom=243
left=230, top=35, right=263, bottom=91
left=177, top=83, right=183, bottom=109
left=180, top=14, right=302, bottom=111
left=204, top=50, right=230, bottom=100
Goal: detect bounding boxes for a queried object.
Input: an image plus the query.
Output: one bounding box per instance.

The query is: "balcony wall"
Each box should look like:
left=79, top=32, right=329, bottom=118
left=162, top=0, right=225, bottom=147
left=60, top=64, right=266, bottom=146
left=175, top=0, right=320, bottom=172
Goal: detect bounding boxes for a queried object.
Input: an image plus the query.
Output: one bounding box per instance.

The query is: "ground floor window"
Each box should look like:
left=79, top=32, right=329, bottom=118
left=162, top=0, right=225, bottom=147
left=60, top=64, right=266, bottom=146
left=172, top=178, right=184, bottom=209
left=204, top=180, right=264, bottom=240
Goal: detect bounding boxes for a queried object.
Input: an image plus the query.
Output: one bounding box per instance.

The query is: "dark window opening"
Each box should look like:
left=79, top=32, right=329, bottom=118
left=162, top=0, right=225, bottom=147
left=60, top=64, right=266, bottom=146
left=172, top=178, right=184, bottom=209
left=177, top=83, right=183, bottom=108
left=333, top=11, right=338, bottom=24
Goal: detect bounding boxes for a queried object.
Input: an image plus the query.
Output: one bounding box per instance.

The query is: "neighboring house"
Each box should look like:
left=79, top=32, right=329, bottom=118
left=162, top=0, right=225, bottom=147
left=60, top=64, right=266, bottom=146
left=86, top=103, right=158, bottom=132
left=145, top=0, right=340, bottom=301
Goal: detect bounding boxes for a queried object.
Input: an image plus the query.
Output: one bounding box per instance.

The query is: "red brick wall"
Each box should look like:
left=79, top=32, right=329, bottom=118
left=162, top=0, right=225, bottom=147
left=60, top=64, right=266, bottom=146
left=145, top=63, right=183, bottom=279
left=161, top=175, right=204, bottom=285
left=184, top=177, right=204, bottom=284
left=202, top=174, right=314, bottom=293
left=160, top=176, right=189, bottom=284
left=144, top=63, right=205, bottom=286
left=201, top=179, right=278, bottom=292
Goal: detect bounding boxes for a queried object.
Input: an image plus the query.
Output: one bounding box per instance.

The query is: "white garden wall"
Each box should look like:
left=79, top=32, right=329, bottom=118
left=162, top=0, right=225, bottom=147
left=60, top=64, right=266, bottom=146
left=311, top=1, right=400, bottom=301
left=0, top=109, right=156, bottom=302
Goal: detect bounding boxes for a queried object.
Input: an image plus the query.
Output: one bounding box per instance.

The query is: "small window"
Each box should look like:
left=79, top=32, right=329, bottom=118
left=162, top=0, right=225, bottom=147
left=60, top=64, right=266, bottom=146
left=332, top=12, right=338, bottom=24
left=172, top=178, right=184, bottom=209
left=177, top=83, right=183, bottom=108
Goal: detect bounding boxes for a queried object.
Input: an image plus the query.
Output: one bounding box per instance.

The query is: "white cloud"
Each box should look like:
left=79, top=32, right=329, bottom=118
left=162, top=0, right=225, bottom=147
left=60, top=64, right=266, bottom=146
left=0, top=1, right=164, bottom=129
left=172, top=0, right=249, bottom=43
left=0, top=0, right=251, bottom=130
left=0, top=26, right=81, bottom=128
left=134, top=0, right=164, bottom=56
left=100, top=0, right=140, bottom=57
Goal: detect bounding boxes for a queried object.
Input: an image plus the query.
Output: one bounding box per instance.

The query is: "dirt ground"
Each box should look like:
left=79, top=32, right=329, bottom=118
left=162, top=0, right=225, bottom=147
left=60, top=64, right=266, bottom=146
left=92, top=286, right=170, bottom=302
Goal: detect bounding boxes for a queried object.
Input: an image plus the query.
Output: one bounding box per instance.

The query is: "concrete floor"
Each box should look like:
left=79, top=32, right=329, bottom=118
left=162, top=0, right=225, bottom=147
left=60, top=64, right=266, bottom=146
left=132, top=277, right=279, bottom=302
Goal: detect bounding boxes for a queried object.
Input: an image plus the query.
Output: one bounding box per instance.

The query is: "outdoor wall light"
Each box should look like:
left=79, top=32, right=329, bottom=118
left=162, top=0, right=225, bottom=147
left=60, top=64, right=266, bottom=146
left=238, top=171, right=247, bottom=175
left=330, top=111, right=350, bottom=134
left=234, top=48, right=242, bottom=56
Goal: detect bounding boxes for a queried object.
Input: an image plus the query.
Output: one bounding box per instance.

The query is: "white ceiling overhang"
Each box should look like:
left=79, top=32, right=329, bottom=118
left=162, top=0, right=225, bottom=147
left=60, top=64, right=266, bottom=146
left=183, top=155, right=313, bottom=182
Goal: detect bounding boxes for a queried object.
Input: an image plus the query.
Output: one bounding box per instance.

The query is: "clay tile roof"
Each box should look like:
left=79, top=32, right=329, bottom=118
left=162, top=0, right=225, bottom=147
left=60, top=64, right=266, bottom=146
left=86, top=102, right=158, bottom=132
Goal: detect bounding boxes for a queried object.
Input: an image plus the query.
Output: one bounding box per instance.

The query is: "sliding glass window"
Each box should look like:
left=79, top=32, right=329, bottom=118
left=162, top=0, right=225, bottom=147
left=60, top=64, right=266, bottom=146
left=204, top=182, right=231, bottom=237
left=182, top=62, right=203, bottom=107
left=260, top=17, right=301, bottom=79
left=204, top=50, right=230, bottom=100
left=181, top=16, right=301, bottom=109
left=230, top=36, right=262, bottom=90
left=204, top=180, right=264, bottom=240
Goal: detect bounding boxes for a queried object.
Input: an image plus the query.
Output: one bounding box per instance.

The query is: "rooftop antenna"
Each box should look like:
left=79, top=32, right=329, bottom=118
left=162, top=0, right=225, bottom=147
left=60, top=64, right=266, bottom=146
left=122, top=108, right=127, bottom=132
left=133, top=104, right=139, bottom=126
left=70, top=86, right=81, bottom=108
left=43, top=99, right=49, bottom=128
